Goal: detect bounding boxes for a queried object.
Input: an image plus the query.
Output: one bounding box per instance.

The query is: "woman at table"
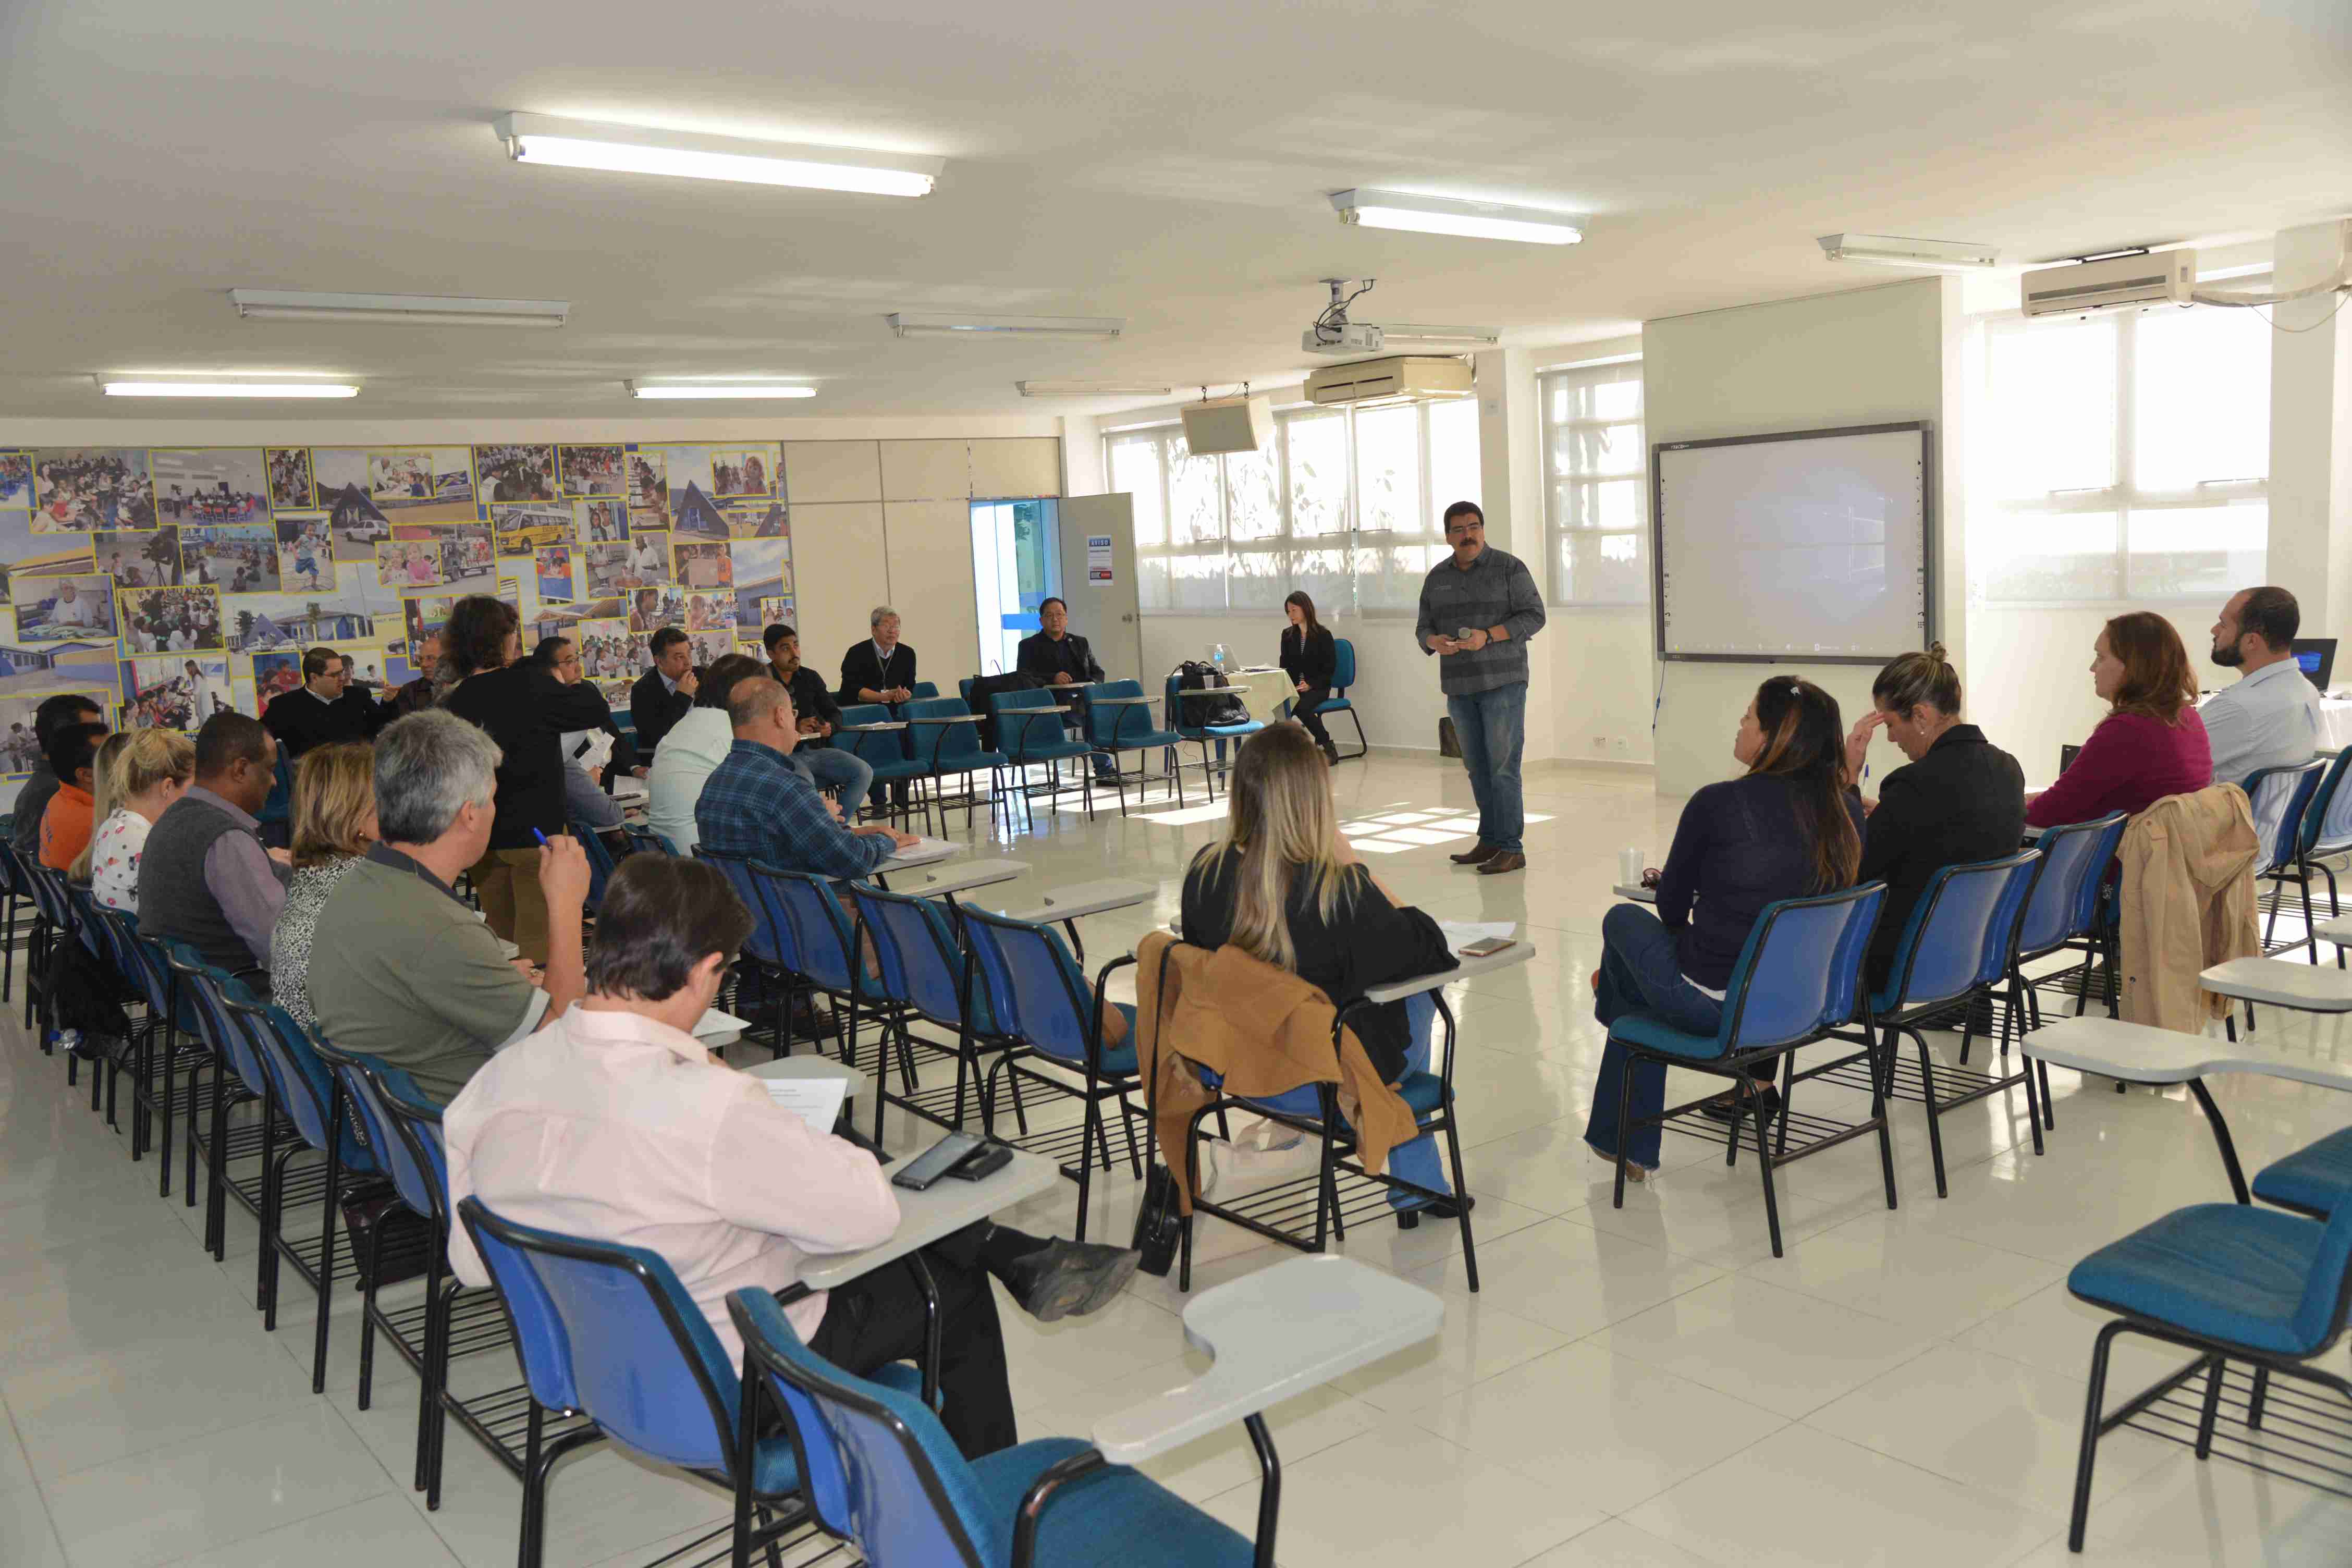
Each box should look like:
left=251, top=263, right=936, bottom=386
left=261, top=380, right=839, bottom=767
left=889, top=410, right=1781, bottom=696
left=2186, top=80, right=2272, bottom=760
left=2025, top=611, right=2212, bottom=830
left=1278, top=591, right=1340, bottom=764
left=1585, top=677, right=1864, bottom=1179
left=1842, top=643, right=2025, bottom=995
left=1181, top=724, right=1463, bottom=1221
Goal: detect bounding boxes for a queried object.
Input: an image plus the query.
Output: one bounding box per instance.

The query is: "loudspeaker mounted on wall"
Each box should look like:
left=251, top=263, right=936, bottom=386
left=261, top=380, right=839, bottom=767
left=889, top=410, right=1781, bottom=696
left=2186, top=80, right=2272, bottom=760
left=1179, top=394, right=1273, bottom=456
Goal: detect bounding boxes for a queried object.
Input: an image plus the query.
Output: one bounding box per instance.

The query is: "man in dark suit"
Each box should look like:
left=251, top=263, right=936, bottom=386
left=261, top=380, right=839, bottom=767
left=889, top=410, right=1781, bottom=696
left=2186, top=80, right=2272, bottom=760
left=629, top=626, right=699, bottom=756
left=1016, top=597, right=1116, bottom=780
left=838, top=605, right=917, bottom=707
left=261, top=646, right=379, bottom=760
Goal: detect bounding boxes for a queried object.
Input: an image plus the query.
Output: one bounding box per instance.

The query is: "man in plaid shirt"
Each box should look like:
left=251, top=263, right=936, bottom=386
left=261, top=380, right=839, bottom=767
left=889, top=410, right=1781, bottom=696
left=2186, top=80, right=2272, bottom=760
left=695, top=676, right=916, bottom=878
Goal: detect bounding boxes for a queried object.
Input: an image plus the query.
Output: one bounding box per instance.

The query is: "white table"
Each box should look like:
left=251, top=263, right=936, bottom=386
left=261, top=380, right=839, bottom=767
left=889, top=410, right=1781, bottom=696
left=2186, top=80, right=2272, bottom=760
left=2199, top=957, right=2352, bottom=1013
left=1002, top=878, right=1155, bottom=924
left=872, top=837, right=962, bottom=873
left=2024, top=1013, right=2352, bottom=1202
left=799, top=1145, right=1059, bottom=1289
left=1091, top=1256, right=1443, bottom=1465
left=1365, top=938, right=1534, bottom=1004
left=893, top=859, right=1026, bottom=900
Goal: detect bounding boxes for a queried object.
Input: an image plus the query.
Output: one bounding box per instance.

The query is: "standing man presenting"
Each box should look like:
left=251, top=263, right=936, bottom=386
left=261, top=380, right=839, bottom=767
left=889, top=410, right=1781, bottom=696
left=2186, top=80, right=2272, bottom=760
left=1415, top=501, right=1545, bottom=876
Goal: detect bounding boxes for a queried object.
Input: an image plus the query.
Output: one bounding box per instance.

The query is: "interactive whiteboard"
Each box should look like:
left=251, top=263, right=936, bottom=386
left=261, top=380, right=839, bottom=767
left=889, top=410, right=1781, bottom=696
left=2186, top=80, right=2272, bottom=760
left=1652, top=422, right=1932, bottom=665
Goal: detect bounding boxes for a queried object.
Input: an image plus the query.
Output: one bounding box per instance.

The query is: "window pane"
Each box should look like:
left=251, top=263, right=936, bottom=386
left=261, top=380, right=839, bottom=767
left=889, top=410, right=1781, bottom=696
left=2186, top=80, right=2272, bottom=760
left=1110, top=437, right=1166, bottom=548
left=1977, top=511, right=2121, bottom=601
left=1548, top=373, right=1640, bottom=423
left=1353, top=405, right=1422, bottom=534
left=2127, top=502, right=2267, bottom=598
left=1284, top=413, right=1350, bottom=538
left=1168, top=437, right=1223, bottom=545
left=1137, top=553, right=1172, bottom=612
left=1552, top=423, right=1643, bottom=477
left=1425, top=399, right=1481, bottom=519
left=2134, top=308, right=2271, bottom=492
left=1224, top=446, right=1280, bottom=542
left=1353, top=542, right=1440, bottom=611
left=1553, top=533, right=1647, bottom=605
left=1291, top=547, right=1349, bottom=617
left=1558, top=477, right=1644, bottom=531
left=1165, top=552, right=1225, bottom=611
left=1228, top=547, right=1290, bottom=611
left=1986, top=320, right=2115, bottom=496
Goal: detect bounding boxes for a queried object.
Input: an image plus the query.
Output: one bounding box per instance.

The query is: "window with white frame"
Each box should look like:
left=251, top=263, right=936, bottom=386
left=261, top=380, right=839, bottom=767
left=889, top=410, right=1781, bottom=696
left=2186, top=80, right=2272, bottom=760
left=1113, top=397, right=1480, bottom=616
left=1976, top=303, right=2271, bottom=603
left=1539, top=359, right=1646, bottom=606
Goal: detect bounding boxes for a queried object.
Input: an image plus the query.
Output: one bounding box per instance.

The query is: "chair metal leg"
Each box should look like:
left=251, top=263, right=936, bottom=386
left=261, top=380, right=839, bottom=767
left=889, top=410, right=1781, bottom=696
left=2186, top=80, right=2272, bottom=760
left=2067, top=1322, right=2123, bottom=1551
left=1743, top=1074, right=1784, bottom=1258
left=2194, top=1353, right=2227, bottom=1459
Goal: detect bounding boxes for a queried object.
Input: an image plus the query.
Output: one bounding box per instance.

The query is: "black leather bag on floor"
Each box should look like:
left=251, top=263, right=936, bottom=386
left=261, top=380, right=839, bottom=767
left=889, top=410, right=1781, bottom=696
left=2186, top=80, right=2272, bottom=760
left=1130, top=1161, right=1183, bottom=1277
left=1439, top=715, right=1462, bottom=758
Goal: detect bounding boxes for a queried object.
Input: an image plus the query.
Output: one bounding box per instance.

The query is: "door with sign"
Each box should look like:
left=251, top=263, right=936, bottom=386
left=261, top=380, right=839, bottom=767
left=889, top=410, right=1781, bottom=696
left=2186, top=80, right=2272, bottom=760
left=1057, top=494, right=1140, bottom=684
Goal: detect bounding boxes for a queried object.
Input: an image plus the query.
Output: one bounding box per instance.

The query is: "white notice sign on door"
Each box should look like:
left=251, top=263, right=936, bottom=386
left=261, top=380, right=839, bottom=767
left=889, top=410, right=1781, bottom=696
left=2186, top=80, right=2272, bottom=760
left=1086, top=535, right=1114, bottom=584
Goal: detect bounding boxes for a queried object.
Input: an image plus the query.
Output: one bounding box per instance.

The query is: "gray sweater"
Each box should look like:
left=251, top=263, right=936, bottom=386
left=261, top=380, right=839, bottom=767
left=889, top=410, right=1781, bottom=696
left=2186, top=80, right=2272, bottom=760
left=1414, top=545, right=1546, bottom=696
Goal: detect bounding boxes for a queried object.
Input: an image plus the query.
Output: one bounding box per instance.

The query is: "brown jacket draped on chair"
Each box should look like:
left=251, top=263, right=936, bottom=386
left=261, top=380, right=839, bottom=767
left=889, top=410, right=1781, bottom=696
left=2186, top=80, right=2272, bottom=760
left=1134, top=930, right=1417, bottom=1215
left=2115, top=783, right=2259, bottom=1033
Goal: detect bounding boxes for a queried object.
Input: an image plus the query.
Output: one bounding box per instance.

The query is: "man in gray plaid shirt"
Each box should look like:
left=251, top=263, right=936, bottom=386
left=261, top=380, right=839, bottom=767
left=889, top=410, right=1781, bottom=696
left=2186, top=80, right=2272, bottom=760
left=1415, top=501, right=1545, bottom=875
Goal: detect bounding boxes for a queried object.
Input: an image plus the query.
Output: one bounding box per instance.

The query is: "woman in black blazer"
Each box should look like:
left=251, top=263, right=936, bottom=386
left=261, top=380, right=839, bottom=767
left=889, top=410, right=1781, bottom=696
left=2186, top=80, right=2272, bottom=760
left=1843, top=644, right=2026, bottom=994
left=1278, top=591, right=1340, bottom=763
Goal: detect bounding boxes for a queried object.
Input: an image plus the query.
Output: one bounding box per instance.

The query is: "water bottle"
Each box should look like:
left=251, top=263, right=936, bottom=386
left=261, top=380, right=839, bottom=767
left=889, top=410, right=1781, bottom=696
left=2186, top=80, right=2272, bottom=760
left=1210, top=643, right=1230, bottom=672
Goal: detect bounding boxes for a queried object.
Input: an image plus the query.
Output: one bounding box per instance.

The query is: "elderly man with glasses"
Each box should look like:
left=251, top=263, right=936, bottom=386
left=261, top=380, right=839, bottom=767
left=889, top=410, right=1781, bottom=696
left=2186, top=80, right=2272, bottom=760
left=1414, top=500, right=1545, bottom=876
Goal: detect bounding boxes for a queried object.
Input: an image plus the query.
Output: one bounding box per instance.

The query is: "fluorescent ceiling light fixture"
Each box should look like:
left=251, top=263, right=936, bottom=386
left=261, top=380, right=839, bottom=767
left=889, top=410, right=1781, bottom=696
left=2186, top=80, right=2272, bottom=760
left=1816, top=233, right=1998, bottom=270
left=1375, top=324, right=1501, bottom=347
left=1331, top=189, right=1583, bottom=246
left=99, top=378, right=357, bottom=399
left=627, top=380, right=816, bottom=400
left=229, top=289, right=569, bottom=328
left=1016, top=380, right=1174, bottom=397
left=890, top=313, right=1123, bottom=340
left=495, top=113, right=941, bottom=197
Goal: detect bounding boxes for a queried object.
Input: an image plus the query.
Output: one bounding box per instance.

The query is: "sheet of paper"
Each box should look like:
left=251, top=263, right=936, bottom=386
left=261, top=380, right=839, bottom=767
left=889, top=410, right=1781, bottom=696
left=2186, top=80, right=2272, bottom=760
left=885, top=837, right=961, bottom=868
left=762, top=1077, right=850, bottom=1136
left=1437, top=920, right=1517, bottom=952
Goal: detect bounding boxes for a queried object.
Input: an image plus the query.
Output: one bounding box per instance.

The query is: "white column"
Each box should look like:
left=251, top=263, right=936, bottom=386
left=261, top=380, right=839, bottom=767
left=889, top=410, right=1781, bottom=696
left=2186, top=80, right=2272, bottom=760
left=2266, top=220, right=2352, bottom=634
left=1474, top=347, right=1556, bottom=761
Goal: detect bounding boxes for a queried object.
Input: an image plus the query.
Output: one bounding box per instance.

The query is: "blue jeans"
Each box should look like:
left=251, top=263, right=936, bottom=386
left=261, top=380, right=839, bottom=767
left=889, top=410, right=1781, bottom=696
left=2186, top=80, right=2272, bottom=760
left=1585, top=904, right=1725, bottom=1171
left=1241, top=994, right=1451, bottom=1211
left=791, top=744, right=873, bottom=806
left=1446, top=683, right=1527, bottom=852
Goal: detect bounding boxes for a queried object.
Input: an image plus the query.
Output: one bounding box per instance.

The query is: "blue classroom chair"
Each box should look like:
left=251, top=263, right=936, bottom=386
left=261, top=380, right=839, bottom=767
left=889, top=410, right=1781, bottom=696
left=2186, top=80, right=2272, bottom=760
left=1080, top=679, right=1183, bottom=817
left=1314, top=637, right=1368, bottom=761
left=1164, top=673, right=1261, bottom=803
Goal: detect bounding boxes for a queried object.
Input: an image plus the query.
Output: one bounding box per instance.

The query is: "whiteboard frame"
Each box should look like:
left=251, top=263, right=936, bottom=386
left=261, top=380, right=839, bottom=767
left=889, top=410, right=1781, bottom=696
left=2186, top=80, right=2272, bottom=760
left=1650, top=420, right=1935, bottom=666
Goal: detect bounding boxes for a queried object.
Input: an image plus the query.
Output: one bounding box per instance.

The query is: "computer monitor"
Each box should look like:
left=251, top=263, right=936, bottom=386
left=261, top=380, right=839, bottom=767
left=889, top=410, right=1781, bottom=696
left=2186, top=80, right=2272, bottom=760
left=2293, top=638, right=2336, bottom=692
left=2060, top=743, right=2082, bottom=776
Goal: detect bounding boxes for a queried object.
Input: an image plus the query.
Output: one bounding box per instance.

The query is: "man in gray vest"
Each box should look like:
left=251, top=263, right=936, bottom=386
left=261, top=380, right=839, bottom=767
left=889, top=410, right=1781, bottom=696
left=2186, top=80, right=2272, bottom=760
left=137, top=712, right=289, bottom=989
left=1414, top=500, right=1545, bottom=876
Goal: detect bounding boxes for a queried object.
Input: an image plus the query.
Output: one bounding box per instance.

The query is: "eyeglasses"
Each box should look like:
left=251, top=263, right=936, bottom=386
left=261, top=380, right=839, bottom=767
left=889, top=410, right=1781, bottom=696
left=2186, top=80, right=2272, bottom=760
left=1444, top=521, right=1483, bottom=536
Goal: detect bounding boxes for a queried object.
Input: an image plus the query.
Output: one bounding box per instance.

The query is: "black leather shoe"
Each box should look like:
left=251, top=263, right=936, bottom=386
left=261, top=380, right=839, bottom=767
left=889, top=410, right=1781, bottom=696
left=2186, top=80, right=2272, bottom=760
left=1450, top=842, right=1501, bottom=865
left=791, top=1003, right=838, bottom=1043
left=1001, top=1240, right=1142, bottom=1322
left=1700, top=1085, right=1782, bottom=1123
left=1396, top=1195, right=1475, bottom=1230
left=1477, top=851, right=1528, bottom=876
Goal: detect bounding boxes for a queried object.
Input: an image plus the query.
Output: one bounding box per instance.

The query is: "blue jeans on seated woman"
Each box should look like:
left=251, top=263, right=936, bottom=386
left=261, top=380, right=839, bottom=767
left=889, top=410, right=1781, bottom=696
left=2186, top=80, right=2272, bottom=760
left=1584, top=903, right=1725, bottom=1173
left=1240, top=992, right=1452, bottom=1212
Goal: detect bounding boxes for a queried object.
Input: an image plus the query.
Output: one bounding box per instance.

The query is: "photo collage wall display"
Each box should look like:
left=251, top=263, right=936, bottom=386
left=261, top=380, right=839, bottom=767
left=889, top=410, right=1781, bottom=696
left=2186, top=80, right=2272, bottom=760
left=0, top=442, right=792, bottom=774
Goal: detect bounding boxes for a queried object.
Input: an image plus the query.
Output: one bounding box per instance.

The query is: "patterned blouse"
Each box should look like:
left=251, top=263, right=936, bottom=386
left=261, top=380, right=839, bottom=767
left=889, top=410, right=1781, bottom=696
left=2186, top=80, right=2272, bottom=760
left=268, top=856, right=363, bottom=1034
left=90, top=808, right=152, bottom=912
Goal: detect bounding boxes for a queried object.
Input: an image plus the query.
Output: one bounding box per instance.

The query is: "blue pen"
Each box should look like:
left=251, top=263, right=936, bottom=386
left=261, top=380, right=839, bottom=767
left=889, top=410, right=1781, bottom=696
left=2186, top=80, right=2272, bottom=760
left=531, top=828, right=549, bottom=848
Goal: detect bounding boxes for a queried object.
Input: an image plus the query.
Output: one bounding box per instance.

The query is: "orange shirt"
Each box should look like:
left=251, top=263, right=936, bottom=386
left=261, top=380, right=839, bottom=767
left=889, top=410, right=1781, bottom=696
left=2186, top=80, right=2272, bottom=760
left=39, top=781, right=94, bottom=872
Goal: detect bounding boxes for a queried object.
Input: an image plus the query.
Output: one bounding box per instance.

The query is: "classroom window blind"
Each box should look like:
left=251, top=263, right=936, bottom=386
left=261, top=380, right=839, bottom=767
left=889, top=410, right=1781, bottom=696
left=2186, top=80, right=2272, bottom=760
left=1539, top=359, right=1646, bottom=606
left=1978, top=302, right=2271, bottom=603
left=1113, top=398, right=1480, bottom=616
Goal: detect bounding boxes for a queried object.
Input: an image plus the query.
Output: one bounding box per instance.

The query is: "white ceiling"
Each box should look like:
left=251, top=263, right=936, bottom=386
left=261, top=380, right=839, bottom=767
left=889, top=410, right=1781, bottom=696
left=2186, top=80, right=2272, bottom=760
left=2, top=0, right=2346, bottom=421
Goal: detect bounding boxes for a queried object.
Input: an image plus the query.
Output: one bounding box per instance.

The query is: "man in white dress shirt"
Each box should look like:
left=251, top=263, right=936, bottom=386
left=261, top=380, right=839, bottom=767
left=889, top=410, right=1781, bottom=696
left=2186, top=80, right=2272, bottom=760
left=2204, top=585, right=2324, bottom=788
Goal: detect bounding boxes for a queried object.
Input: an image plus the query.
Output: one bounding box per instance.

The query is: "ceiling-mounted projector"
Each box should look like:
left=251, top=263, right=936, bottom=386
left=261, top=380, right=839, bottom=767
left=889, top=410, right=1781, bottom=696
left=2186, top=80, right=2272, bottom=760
left=1304, top=322, right=1383, bottom=356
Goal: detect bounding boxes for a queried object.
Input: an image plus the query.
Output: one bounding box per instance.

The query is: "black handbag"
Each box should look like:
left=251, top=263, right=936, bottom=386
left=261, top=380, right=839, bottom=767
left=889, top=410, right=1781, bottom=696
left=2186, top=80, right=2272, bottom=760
left=1130, top=1161, right=1183, bottom=1277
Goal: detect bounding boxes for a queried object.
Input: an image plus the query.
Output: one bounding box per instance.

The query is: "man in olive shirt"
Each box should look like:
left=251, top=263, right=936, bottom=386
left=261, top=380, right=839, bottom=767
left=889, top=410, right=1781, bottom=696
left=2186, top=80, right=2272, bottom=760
left=308, top=710, right=589, bottom=1102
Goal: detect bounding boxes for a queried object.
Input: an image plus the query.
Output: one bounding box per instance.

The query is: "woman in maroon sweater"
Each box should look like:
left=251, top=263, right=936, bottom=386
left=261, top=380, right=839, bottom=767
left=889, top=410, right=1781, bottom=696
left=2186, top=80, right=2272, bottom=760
left=2026, top=611, right=2212, bottom=829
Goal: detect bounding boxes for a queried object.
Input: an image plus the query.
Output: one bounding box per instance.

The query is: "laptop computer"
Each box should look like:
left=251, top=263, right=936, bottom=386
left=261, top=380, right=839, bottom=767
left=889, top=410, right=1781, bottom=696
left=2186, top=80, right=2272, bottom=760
left=2060, top=743, right=2082, bottom=776
left=2293, top=638, right=2336, bottom=692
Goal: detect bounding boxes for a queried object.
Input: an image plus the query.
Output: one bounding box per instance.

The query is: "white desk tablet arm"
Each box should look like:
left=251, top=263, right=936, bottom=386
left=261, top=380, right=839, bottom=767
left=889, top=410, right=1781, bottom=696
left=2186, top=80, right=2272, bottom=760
left=1023, top=1257, right=1441, bottom=1568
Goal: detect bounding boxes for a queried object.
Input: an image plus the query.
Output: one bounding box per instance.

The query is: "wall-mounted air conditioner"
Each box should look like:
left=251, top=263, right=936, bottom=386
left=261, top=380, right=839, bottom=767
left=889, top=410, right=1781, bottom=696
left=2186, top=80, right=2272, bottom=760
left=1302, top=355, right=1475, bottom=407
left=2021, top=251, right=2197, bottom=317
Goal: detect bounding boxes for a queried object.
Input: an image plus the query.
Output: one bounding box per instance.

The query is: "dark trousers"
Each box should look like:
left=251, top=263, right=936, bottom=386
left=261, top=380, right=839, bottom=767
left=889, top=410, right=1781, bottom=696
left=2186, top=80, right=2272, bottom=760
left=1294, top=685, right=1334, bottom=750
left=803, top=1227, right=1016, bottom=1459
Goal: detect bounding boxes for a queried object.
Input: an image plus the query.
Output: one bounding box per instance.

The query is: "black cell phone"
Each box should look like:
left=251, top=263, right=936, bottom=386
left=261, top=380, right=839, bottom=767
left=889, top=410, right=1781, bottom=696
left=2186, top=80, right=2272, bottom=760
left=892, top=1131, right=984, bottom=1191
left=946, top=1142, right=1013, bottom=1182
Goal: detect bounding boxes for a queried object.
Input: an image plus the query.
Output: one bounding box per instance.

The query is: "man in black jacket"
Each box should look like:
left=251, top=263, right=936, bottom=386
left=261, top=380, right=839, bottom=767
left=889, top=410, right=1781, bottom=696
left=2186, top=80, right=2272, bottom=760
left=1016, top=597, right=1115, bottom=780
left=629, top=627, right=698, bottom=756
left=838, top=605, right=916, bottom=707
left=9, top=693, right=105, bottom=854
left=261, top=647, right=379, bottom=760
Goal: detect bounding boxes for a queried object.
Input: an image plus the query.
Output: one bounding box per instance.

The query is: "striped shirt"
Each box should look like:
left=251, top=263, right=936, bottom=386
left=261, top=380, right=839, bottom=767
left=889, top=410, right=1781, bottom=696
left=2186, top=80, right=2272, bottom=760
left=1414, top=545, right=1546, bottom=696
left=694, top=739, right=893, bottom=879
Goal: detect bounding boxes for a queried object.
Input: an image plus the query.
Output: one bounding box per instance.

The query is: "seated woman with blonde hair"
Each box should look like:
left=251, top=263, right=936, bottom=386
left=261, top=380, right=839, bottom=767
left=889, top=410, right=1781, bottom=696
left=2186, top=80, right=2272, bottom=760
left=267, top=742, right=379, bottom=1034
left=82, top=728, right=195, bottom=911
left=1180, top=724, right=1464, bottom=1222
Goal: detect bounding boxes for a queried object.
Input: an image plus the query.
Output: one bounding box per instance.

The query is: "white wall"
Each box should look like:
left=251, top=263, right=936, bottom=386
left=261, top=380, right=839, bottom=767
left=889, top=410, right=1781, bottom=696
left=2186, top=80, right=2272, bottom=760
left=1640, top=278, right=1965, bottom=797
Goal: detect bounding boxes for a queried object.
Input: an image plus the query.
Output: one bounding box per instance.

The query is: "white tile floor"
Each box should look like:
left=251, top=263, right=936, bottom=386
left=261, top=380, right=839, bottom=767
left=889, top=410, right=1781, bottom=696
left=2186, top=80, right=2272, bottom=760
left=7, top=750, right=2352, bottom=1565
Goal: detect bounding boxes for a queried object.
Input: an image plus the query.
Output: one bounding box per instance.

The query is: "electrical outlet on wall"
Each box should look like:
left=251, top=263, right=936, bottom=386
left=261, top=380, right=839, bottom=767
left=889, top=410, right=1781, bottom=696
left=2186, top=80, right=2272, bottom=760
left=1613, top=738, right=1631, bottom=755
left=1591, top=734, right=1608, bottom=750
